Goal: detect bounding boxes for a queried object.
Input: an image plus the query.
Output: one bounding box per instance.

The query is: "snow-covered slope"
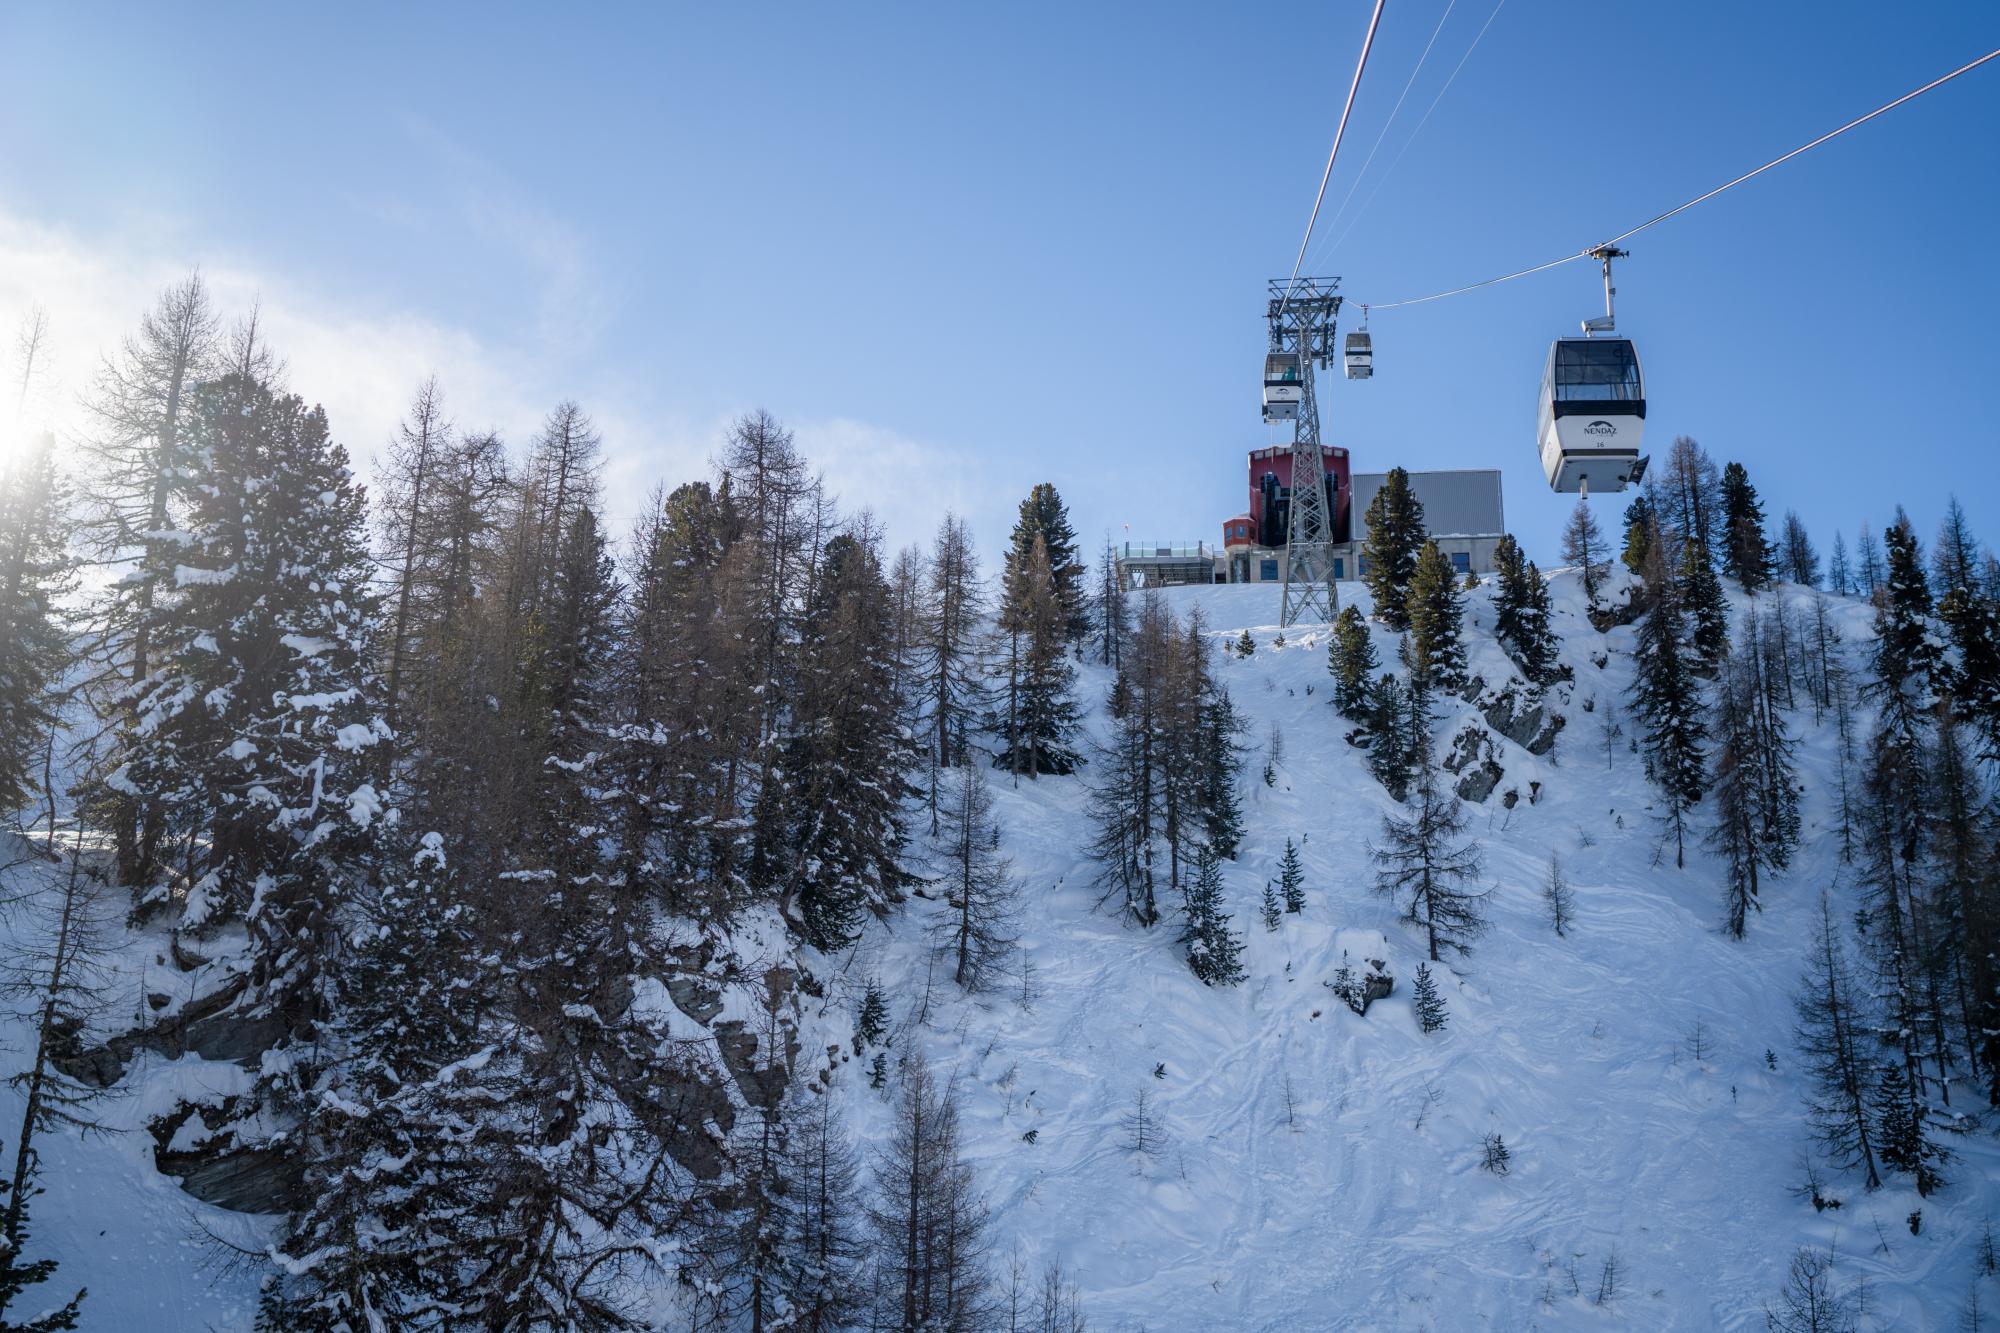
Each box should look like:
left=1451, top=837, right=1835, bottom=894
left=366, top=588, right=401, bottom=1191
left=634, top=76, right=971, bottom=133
left=4, top=570, right=1993, bottom=1330
left=819, top=573, right=1997, bottom=1330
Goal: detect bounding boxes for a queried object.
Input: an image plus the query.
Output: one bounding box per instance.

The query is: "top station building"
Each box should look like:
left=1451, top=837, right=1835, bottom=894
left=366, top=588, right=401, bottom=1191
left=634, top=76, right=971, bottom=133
left=1118, top=446, right=1506, bottom=592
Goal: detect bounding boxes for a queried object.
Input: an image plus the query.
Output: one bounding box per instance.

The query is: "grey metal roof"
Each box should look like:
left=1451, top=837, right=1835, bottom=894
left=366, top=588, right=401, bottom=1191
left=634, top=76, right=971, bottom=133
left=1351, top=468, right=1505, bottom=540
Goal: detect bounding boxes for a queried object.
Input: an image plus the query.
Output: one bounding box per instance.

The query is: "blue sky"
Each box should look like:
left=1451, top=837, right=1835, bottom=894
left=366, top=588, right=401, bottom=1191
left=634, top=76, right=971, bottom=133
left=2, top=2, right=1996, bottom=569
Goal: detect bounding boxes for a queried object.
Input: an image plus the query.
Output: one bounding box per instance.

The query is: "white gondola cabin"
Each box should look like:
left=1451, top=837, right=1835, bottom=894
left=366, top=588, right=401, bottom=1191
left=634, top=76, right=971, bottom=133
left=1262, top=351, right=1302, bottom=421
left=1537, top=335, right=1648, bottom=494
left=1344, top=330, right=1372, bottom=380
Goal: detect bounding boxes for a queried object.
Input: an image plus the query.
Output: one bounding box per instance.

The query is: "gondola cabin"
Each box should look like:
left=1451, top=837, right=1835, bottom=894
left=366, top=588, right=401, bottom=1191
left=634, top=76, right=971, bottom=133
left=1344, top=330, right=1372, bottom=380
left=1537, top=336, right=1648, bottom=494
left=1263, top=351, right=1302, bottom=421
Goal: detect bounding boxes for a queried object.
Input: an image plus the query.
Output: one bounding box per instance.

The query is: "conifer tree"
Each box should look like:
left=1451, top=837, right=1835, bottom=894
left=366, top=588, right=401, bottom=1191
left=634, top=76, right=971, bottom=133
left=1719, top=461, right=1774, bottom=592
left=1327, top=605, right=1379, bottom=720
left=870, top=1053, right=993, bottom=1331
left=1779, top=510, right=1821, bottom=587
left=918, top=513, right=987, bottom=801
left=0, top=844, right=96, bottom=1333
left=1404, top=540, right=1467, bottom=694
left=1365, top=674, right=1417, bottom=800
left=1542, top=852, right=1574, bottom=936
left=784, top=532, right=917, bottom=950
left=857, top=980, right=889, bottom=1049
left=1794, top=893, right=1880, bottom=1188
left=1516, top=562, right=1559, bottom=686
left=0, top=437, right=73, bottom=822
left=1562, top=494, right=1609, bottom=608
left=79, top=271, right=222, bottom=886
left=1620, top=490, right=1656, bottom=576
left=1827, top=529, right=1852, bottom=597
left=1180, top=846, right=1246, bottom=986
left=1009, top=482, right=1090, bottom=643
left=935, top=757, right=1019, bottom=992
left=1198, top=684, right=1246, bottom=861
left=1278, top=836, right=1306, bottom=913
left=1095, top=534, right=1128, bottom=670
left=1632, top=537, right=1706, bottom=868
left=1856, top=522, right=1884, bottom=600
left=100, top=374, right=391, bottom=1039
left=1412, top=962, right=1448, bottom=1034
left=995, top=533, right=1082, bottom=777
left=775, top=1090, right=867, bottom=1332
left=1681, top=539, right=1730, bottom=669
left=1933, top=706, right=2000, bottom=1103
left=1372, top=768, right=1488, bottom=962
left=1707, top=647, right=1767, bottom=938
left=267, top=834, right=486, bottom=1328
left=1491, top=534, right=1529, bottom=645
left=1872, top=1060, right=1945, bottom=1195
left=1260, top=879, right=1282, bottom=932
left=1362, top=467, right=1426, bottom=630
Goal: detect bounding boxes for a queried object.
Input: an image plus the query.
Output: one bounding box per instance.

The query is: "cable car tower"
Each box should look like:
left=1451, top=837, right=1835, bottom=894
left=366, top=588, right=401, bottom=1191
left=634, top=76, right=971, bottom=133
left=1265, top=277, right=1345, bottom=627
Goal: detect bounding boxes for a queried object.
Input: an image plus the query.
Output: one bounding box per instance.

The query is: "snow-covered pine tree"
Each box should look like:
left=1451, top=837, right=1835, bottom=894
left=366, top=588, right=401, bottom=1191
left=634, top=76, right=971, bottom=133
left=935, top=757, right=1019, bottom=992
left=448, top=499, right=725, bottom=1327
left=1261, top=879, right=1282, bottom=932
left=1088, top=596, right=1173, bottom=926
left=1362, top=466, right=1426, bottom=630
left=1491, top=534, right=1530, bottom=647
left=1365, top=674, right=1416, bottom=801
left=1008, top=482, right=1090, bottom=644
left=1328, top=604, right=1379, bottom=721
left=78, top=271, right=222, bottom=887
left=774, top=1088, right=867, bottom=1332
left=1404, top=540, right=1467, bottom=694
left=0, top=435, right=73, bottom=823
left=784, top=531, right=917, bottom=949
left=1562, top=494, right=1609, bottom=609
left=1794, top=893, right=1880, bottom=1188
left=995, top=533, right=1082, bottom=777
left=1412, top=962, right=1447, bottom=1033
left=264, top=832, right=486, bottom=1328
left=1517, top=562, right=1559, bottom=687
left=1278, top=836, right=1306, bottom=913
left=102, top=374, right=391, bottom=1043
left=1872, top=1059, right=1946, bottom=1195
left=1933, top=705, right=2000, bottom=1104
left=1707, top=644, right=1767, bottom=938
left=1681, top=538, right=1730, bottom=669
left=1719, top=461, right=1774, bottom=592
left=1747, top=610, right=1802, bottom=868
left=1197, top=677, right=1246, bottom=861
left=1620, top=490, right=1656, bottom=577
left=1632, top=535, right=1707, bottom=868
left=1372, top=766, right=1488, bottom=962
left=1179, top=845, right=1245, bottom=986
left=1779, top=510, right=1820, bottom=587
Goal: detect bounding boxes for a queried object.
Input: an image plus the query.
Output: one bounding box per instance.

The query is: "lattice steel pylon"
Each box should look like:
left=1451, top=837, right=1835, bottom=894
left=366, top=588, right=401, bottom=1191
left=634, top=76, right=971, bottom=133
left=1269, top=277, right=1343, bottom=627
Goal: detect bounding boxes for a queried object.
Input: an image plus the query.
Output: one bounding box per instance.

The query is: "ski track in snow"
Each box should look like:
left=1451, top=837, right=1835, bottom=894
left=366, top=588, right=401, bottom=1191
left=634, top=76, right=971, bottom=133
left=1, top=567, right=1993, bottom=1330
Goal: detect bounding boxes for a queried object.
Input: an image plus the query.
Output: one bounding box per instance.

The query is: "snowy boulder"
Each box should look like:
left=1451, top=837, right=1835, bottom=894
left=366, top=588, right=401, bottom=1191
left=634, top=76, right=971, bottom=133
left=1482, top=683, right=1565, bottom=756
left=1443, top=724, right=1504, bottom=804
left=1325, top=951, right=1395, bottom=1016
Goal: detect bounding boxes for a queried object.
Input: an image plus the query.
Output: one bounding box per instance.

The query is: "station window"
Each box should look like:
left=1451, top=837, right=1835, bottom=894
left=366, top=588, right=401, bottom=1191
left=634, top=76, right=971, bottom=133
left=1450, top=551, right=1471, bottom=574
left=1260, top=559, right=1279, bottom=582
left=1333, top=558, right=1345, bottom=580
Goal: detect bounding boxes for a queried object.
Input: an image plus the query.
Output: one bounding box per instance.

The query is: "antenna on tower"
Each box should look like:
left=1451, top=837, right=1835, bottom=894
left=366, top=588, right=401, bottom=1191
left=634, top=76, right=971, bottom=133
left=1265, top=277, right=1344, bottom=627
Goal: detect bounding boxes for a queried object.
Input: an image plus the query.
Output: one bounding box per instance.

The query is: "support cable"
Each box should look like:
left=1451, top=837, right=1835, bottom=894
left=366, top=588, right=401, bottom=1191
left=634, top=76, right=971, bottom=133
left=1278, top=0, right=1388, bottom=314
left=1362, top=45, right=2000, bottom=311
